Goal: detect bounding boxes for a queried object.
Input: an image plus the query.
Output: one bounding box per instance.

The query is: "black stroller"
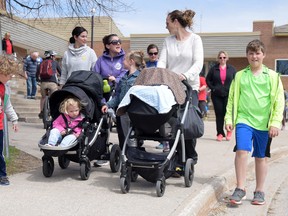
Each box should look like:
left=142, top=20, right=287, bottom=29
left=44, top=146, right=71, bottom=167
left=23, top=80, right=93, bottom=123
left=38, top=70, right=121, bottom=180
left=117, top=68, right=196, bottom=197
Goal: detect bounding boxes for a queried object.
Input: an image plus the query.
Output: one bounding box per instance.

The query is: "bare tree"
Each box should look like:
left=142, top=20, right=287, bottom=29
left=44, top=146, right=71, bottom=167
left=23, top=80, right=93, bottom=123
left=4, top=0, right=133, bottom=19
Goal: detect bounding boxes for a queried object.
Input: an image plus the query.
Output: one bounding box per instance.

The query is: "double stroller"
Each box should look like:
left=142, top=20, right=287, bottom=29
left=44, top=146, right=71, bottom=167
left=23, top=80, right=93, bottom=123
left=38, top=70, right=121, bottom=180
left=117, top=68, right=196, bottom=197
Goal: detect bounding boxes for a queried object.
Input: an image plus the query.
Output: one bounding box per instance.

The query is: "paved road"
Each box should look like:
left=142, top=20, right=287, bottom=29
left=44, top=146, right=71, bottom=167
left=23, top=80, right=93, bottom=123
left=1, top=121, right=288, bottom=216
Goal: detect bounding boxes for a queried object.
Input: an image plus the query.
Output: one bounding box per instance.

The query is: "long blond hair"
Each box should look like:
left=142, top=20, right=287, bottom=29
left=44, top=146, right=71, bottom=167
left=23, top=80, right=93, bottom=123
left=127, top=50, right=146, bottom=71
left=0, top=54, right=23, bottom=75
left=59, top=97, right=82, bottom=114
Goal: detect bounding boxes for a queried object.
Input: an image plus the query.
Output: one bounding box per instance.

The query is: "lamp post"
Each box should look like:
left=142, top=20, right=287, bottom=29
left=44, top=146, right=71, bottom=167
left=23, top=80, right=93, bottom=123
left=91, top=8, right=96, bottom=49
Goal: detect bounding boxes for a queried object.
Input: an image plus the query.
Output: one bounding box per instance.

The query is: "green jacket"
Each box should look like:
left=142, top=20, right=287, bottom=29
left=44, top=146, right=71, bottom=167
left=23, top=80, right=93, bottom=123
left=225, top=65, right=284, bottom=129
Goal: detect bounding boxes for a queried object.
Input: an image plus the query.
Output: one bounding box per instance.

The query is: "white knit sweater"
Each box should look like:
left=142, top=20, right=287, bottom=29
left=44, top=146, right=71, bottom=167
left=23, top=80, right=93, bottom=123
left=158, top=33, right=204, bottom=90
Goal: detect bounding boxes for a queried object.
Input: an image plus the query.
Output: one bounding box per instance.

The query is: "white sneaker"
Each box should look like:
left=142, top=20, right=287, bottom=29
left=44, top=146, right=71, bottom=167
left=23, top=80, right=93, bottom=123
left=94, top=160, right=109, bottom=167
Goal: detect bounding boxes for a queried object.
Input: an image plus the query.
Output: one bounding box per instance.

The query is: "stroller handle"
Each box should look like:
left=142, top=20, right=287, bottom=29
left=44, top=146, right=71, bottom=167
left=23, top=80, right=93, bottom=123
left=182, top=79, right=193, bottom=101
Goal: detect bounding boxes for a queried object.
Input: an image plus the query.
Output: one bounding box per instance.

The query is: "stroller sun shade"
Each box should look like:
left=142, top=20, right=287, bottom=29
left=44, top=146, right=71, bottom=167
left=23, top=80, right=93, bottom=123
left=49, top=86, right=96, bottom=121
left=49, top=70, right=103, bottom=122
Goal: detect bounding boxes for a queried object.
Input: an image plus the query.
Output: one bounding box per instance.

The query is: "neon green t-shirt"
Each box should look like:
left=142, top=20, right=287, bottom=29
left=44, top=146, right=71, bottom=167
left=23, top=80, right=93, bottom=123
left=236, top=70, right=271, bottom=130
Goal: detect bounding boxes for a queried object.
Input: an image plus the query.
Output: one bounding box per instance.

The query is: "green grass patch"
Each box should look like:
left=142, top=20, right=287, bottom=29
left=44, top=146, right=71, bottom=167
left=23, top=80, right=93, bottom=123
left=5, top=146, right=21, bottom=175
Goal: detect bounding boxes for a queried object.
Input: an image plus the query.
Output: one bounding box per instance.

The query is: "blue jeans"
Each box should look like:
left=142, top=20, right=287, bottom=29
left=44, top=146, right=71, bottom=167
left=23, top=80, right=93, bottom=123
left=26, top=76, right=37, bottom=97
left=0, top=130, right=7, bottom=177
left=48, top=128, right=77, bottom=147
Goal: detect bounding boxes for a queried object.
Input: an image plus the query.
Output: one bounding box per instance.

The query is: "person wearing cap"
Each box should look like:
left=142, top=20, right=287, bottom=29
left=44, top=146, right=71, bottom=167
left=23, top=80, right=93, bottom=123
left=37, top=50, right=61, bottom=119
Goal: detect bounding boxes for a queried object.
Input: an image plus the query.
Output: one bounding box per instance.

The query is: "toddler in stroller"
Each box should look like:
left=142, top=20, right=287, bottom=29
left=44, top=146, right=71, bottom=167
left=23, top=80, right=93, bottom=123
left=38, top=70, right=121, bottom=180
left=117, top=67, right=196, bottom=197
left=45, top=96, right=84, bottom=147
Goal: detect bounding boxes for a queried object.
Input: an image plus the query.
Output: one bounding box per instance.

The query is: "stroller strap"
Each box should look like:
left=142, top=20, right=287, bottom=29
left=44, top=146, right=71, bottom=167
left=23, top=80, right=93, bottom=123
left=61, top=113, right=85, bottom=135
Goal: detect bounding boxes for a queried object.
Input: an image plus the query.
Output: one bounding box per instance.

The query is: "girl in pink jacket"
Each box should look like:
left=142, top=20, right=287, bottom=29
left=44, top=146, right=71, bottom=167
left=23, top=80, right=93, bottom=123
left=47, top=97, right=84, bottom=147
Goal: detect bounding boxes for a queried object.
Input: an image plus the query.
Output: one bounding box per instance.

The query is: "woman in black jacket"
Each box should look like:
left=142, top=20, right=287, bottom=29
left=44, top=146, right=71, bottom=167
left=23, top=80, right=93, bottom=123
left=206, top=51, right=236, bottom=141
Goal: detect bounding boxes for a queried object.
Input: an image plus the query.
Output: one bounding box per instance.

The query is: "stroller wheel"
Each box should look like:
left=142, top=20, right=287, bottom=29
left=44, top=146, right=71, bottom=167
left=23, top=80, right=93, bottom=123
left=80, top=161, right=91, bottom=180
left=42, top=156, right=54, bottom=177
left=109, top=144, right=121, bottom=173
left=156, top=177, right=166, bottom=197
left=184, top=158, right=194, bottom=187
left=120, top=177, right=130, bottom=194
left=58, top=155, right=70, bottom=169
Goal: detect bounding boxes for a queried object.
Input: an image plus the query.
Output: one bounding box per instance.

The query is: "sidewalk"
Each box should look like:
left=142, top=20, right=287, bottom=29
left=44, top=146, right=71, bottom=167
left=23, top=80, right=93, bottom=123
left=2, top=120, right=288, bottom=216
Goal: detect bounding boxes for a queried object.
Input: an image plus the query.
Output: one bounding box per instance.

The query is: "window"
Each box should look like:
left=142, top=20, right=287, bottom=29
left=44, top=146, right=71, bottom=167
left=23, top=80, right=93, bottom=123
left=275, top=59, right=288, bottom=75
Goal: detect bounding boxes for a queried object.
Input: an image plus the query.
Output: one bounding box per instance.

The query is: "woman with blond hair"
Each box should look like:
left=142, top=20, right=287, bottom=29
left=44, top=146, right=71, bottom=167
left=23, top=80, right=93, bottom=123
left=206, top=51, right=236, bottom=141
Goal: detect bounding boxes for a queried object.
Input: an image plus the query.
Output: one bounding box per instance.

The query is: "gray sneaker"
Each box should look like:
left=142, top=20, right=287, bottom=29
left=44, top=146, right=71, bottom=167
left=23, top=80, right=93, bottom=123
left=0, top=176, right=10, bottom=186
left=229, top=188, right=246, bottom=204
left=93, top=160, right=109, bottom=167
left=251, top=191, right=265, bottom=205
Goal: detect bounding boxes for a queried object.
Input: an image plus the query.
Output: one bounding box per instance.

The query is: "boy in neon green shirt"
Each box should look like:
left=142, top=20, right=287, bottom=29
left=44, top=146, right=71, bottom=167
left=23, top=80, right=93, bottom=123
left=225, top=39, right=284, bottom=205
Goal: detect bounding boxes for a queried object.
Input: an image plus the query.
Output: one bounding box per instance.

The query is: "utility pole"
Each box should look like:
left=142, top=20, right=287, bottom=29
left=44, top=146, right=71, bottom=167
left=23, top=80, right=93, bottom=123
left=91, top=8, right=96, bottom=49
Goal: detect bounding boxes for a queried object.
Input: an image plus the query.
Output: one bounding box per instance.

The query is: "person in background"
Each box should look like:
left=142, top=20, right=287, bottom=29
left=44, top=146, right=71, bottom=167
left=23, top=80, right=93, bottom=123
left=145, top=43, right=169, bottom=151
left=146, top=44, right=159, bottom=68
left=225, top=39, right=284, bottom=206
left=198, top=70, right=207, bottom=117
left=37, top=50, right=61, bottom=119
left=2, top=32, right=15, bottom=56
left=23, top=51, right=40, bottom=99
left=60, top=26, right=97, bottom=86
left=101, top=51, right=145, bottom=149
left=206, top=51, right=236, bottom=141
left=158, top=9, right=204, bottom=166
left=0, top=55, right=20, bottom=186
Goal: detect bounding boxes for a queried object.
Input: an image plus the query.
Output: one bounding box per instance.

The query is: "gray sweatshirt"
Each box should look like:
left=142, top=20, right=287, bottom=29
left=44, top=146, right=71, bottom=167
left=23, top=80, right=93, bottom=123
left=60, top=44, right=97, bottom=85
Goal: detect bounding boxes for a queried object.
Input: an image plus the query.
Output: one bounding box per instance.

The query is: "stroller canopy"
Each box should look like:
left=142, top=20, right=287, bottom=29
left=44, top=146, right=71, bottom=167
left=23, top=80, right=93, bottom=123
left=133, top=68, right=186, bottom=104
left=117, top=68, right=186, bottom=116
left=49, top=70, right=103, bottom=122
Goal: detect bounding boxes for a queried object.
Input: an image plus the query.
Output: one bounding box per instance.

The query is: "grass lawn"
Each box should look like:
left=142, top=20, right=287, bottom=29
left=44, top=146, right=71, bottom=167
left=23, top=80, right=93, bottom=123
left=5, top=146, right=21, bottom=175
left=4, top=146, right=41, bottom=175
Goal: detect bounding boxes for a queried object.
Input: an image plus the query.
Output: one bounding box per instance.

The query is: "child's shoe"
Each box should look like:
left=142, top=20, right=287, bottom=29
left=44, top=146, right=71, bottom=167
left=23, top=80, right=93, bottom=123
left=163, top=142, right=170, bottom=152
left=0, top=176, right=10, bottom=186
left=156, top=143, right=164, bottom=149
left=251, top=191, right=265, bottom=205
left=229, top=188, right=246, bottom=205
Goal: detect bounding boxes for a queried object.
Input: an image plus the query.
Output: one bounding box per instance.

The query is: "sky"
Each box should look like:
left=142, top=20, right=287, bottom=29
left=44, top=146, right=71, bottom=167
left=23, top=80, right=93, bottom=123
left=112, top=0, right=288, bottom=37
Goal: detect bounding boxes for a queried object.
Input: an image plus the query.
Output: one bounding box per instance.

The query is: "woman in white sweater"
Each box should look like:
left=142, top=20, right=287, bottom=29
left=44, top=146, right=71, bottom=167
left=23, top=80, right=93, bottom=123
left=158, top=9, right=204, bottom=166
left=60, top=26, right=97, bottom=86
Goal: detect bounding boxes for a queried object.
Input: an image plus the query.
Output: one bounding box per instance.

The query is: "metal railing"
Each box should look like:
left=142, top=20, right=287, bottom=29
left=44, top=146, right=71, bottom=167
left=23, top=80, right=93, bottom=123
left=3, top=115, right=9, bottom=158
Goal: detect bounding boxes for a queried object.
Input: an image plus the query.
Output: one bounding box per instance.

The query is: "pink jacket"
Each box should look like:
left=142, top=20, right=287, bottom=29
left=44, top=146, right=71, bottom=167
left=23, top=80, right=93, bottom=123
left=52, top=113, right=84, bottom=136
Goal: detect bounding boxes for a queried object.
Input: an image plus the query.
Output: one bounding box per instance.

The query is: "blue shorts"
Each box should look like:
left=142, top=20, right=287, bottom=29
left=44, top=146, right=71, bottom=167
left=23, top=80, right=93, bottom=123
left=235, top=123, right=269, bottom=158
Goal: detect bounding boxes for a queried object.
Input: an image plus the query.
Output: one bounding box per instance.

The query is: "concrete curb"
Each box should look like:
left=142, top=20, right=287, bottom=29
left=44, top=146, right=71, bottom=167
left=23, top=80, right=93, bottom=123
left=176, top=145, right=288, bottom=216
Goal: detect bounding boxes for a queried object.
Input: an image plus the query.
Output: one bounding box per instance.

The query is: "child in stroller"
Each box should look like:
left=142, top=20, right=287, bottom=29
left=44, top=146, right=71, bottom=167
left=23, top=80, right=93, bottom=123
left=117, top=67, right=196, bottom=197
left=45, top=96, right=84, bottom=147
left=38, top=70, right=121, bottom=180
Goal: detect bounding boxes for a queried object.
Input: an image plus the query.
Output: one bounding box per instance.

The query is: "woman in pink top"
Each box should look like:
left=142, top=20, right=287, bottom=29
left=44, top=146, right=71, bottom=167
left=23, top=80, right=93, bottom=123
left=47, top=97, right=84, bottom=147
left=206, top=51, right=236, bottom=141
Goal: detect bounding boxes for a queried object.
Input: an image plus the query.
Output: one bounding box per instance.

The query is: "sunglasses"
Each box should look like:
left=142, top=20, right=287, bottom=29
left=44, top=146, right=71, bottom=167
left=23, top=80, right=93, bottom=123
left=109, top=40, right=121, bottom=45
left=219, top=57, right=226, bottom=59
left=148, top=52, right=158, bottom=56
